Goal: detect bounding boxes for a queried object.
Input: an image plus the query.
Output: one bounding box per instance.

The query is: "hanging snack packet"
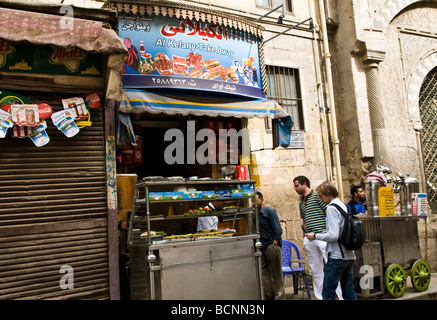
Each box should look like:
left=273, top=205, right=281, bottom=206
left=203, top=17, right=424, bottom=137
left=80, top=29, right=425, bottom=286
left=10, top=104, right=40, bottom=127
left=0, top=108, right=13, bottom=138
left=51, top=109, right=80, bottom=138
left=62, top=97, right=89, bottom=121
left=29, top=120, right=50, bottom=147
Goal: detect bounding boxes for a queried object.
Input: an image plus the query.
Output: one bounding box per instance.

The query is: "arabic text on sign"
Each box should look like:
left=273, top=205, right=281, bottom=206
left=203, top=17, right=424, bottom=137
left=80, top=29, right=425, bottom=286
left=121, top=21, right=151, bottom=32
left=160, top=18, right=228, bottom=41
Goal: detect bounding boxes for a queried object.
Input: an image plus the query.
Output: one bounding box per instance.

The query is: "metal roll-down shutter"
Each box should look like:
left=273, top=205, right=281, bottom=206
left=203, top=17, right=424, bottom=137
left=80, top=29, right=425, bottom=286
left=0, top=103, right=109, bottom=300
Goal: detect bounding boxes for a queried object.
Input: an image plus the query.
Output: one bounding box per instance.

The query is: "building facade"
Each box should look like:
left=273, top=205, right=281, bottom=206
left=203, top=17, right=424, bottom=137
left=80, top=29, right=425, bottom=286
left=329, top=0, right=437, bottom=269
left=0, top=0, right=127, bottom=299
left=1, top=0, right=436, bottom=300
left=158, top=0, right=437, bottom=269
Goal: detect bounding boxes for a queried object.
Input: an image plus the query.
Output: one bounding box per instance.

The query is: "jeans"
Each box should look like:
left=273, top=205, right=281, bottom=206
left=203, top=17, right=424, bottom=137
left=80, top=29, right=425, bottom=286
left=322, top=258, right=357, bottom=300
left=304, top=237, right=343, bottom=300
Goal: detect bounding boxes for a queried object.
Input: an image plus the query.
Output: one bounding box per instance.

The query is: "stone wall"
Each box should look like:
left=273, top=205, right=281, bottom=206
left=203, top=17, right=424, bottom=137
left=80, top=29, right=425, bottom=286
left=332, top=0, right=437, bottom=270
left=418, top=217, right=437, bottom=271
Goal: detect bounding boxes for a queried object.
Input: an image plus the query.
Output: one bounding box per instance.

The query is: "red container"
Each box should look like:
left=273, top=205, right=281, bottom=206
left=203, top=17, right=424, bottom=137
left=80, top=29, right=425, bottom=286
left=234, top=166, right=247, bottom=180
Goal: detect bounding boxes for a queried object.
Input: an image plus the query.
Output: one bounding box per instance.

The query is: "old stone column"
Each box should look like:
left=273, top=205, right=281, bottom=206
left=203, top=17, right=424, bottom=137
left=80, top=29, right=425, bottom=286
left=364, top=61, right=390, bottom=165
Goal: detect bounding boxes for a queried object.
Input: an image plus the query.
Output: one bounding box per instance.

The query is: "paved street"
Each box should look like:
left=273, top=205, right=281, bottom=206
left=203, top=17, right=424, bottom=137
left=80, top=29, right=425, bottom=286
left=283, top=272, right=437, bottom=300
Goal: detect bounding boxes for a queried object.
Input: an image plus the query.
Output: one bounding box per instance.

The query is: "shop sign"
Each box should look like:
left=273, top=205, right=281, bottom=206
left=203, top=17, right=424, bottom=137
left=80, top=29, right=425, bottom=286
left=119, top=15, right=264, bottom=98
left=0, top=89, right=29, bottom=105
left=288, top=131, right=305, bottom=149
left=0, top=40, right=103, bottom=77
left=378, top=186, right=395, bottom=217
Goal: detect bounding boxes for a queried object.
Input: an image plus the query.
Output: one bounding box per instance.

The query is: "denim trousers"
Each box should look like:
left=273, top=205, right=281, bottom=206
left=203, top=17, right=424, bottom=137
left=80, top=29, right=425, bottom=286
left=322, top=258, right=357, bottom=300
left=304, top=238, right=343, bottom=300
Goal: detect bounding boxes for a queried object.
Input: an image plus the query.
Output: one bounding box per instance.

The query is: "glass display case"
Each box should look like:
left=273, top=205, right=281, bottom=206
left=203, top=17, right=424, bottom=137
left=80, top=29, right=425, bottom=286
left=126, top=178, right=263, bottom=300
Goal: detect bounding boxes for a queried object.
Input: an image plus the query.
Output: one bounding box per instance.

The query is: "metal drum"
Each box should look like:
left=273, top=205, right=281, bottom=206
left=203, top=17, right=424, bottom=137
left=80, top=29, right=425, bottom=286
left=366, top=180, right=382, bottom=217
left=400, top=175, right=419, bottom=216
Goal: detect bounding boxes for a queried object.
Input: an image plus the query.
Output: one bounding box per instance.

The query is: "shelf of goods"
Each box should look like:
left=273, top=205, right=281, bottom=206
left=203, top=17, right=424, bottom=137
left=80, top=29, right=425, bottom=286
left=127, top=179, right=263, bottom=300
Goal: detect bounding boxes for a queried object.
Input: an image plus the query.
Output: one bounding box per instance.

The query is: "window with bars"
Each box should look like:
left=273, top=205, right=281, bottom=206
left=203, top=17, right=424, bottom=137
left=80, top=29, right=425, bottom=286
left=265, top=65, right=304, bottom=140
left=255, top=0, right=293, bottom=12
left=419, top=67, right=437, bottom=212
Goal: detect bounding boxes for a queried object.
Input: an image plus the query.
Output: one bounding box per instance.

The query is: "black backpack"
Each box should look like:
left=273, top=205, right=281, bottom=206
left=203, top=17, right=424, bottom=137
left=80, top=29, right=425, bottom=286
left=330, top=203, right=366, bottom=256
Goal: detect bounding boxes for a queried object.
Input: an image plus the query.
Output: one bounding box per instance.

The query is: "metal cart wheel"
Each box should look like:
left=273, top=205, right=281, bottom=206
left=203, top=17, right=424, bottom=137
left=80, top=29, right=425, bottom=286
left=385, top=264, right=407, bottom=298
left=410, top=259, right=431, bottom=292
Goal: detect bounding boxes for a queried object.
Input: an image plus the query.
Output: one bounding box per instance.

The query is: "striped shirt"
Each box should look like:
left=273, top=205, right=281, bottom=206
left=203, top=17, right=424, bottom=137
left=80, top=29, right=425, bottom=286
left=299, top=191, right=327, bottom=234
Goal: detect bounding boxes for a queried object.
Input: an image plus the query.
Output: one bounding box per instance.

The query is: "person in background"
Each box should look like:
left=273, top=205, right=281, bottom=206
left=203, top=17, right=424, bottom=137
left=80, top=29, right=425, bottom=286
left=256, top=191, right=284, bottom=300
left=293, top=175, right=342, bottom=300
left=347, top=185, right=367, bottom=215
left=305, top=181, right=357, bottom=300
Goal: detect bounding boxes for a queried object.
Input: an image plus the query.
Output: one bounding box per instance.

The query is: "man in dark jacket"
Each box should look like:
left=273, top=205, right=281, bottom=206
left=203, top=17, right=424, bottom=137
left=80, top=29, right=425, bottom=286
left=256, top=191, right=283, bottom=300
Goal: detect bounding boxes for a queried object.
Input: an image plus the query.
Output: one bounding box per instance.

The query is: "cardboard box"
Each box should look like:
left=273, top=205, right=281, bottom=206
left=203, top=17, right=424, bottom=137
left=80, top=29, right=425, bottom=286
left=149, top=192, right=164, bottom=201
left=241, top=183, right=255, bottom=197
left=167, top=192, right=184, bottom=200
left=215, top=190, right=231, bottom=198
left=184, top=191, right=203, bottom=199
left=149, top=192, right=184, bottom=201
left=202, top=191, right=216, bottom=199
left=231, top=185, right=244, bottom=197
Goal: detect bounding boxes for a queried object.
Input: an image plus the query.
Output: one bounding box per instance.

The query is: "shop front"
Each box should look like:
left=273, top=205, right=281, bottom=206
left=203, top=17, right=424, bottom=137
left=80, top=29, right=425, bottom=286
left=0, top=5, right=126, bottom=299
left=109, top=0, right=292, bottom=299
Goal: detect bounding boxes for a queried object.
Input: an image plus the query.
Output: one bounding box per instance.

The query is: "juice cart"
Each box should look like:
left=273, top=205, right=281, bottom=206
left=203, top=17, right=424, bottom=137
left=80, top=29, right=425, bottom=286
left=353, top=166, right=431, bottom=298
left=357, top=216, right=430, bottom=298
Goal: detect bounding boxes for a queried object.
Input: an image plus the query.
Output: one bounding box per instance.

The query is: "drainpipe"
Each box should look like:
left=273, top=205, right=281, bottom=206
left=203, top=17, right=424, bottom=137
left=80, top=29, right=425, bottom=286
left=318, top=0, right=344, bottom=200
left=308, top=0, right=333, bottom=182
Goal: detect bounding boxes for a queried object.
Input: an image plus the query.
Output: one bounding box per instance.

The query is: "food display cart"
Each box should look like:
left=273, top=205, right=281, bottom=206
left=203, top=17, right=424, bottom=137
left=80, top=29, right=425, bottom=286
left=126, top=178, right=263, bottom=300
left=355, top=216, right=430, bottom=298
left=353, top=166, right=431, bottom=298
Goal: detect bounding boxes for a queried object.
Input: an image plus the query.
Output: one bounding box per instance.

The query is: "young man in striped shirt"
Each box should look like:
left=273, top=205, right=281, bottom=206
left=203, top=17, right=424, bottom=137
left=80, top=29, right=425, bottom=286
left=293, top=176, right=342, bottom=300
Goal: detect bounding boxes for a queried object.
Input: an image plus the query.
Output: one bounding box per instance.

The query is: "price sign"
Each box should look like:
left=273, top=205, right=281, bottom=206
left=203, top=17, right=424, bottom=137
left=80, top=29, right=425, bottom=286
left=378, top=186, right=395, bottom=216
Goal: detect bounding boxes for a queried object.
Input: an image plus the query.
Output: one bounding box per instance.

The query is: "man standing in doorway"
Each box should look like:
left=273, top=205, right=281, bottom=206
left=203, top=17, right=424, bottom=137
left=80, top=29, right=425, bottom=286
left=293, top=176, right=342, bottom=300
left=256, top=191, right=284, bottom=300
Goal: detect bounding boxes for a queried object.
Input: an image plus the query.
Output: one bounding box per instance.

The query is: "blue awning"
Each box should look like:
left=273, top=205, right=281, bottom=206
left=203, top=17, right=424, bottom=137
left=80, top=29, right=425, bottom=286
left=119, top=89, right=290, bottom=119
left=118, top=89, right=293, bottom=148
